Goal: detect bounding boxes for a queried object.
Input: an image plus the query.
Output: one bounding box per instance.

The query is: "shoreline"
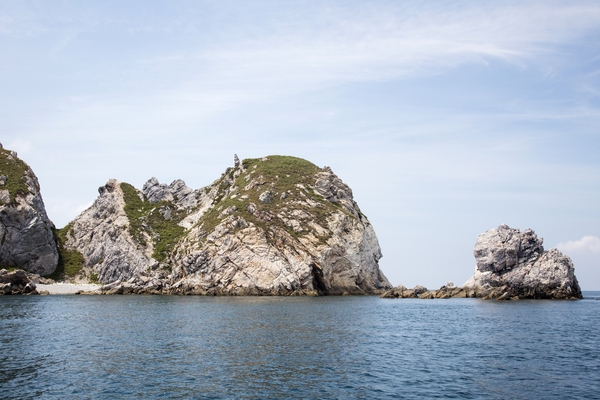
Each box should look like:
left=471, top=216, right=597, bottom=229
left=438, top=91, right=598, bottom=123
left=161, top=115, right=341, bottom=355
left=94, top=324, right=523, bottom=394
left=36, top=283, right=101, bottom=295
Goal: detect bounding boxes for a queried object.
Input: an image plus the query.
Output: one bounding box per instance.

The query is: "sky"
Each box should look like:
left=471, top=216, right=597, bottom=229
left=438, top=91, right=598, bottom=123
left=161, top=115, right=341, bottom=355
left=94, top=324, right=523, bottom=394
left=1, top=0, right=599, bottom=289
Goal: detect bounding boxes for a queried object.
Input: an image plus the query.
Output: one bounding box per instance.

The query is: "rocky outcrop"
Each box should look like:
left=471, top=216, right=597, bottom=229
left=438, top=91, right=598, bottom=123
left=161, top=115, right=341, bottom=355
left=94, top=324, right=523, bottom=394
left=380, top=282, right=471, bottom=299
left=380, top=285, right=429, bottom=298
left=462, top=224, right=582, bottom=299
left=0, top=145, right=58, bottom=276
left=381, top=225, right=582, bottom=301
left=0, top=269, right=39, bottom=295
left=63, top=155, right=392, bottom=295
left=60, top=180, right=157, bottom=283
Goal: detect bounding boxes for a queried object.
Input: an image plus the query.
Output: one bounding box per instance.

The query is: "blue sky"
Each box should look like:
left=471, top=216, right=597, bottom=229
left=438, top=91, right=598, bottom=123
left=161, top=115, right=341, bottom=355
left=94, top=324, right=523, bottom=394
left=2, top=0, right=599, bottom=289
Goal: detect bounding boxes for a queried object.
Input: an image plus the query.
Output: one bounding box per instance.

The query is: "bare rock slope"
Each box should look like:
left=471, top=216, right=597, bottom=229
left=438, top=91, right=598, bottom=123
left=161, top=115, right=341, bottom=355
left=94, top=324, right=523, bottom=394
left=63, top=155, right=392, bottom=295
left=0, top=144, right=58, bottom=276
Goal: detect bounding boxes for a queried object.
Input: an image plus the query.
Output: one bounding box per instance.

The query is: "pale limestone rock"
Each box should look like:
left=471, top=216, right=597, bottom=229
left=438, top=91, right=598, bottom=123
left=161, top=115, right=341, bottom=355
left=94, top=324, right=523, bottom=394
left=65, top=180, right=157, bottom=283
left=463, top=225, right=582, bottom=299
left=71, top=155, right=392, bottom=295
left=259, top=190, right=272, bottom=204
left=142, top=177, right=173, bottom=203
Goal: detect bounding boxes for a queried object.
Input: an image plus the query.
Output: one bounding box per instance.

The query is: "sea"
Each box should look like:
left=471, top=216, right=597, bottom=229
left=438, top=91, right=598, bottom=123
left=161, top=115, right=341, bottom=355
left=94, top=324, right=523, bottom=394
left=1, top=292, right=599, bottom=399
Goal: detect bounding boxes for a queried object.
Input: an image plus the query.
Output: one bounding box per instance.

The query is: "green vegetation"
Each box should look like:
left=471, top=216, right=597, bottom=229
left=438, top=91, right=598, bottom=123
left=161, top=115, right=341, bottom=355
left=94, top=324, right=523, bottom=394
left=242, top=155, right=320, bottom=192
left=196, top=155, right=344, bottom=242
left=89, top=273, right=99, bottom=284
left=120, top=182, right=186, bottom=262
left=121, top=182, right=151, bottom=246
left=50, top=224, right=85, bottom=280
left=0, top=148, right=32, bottom=203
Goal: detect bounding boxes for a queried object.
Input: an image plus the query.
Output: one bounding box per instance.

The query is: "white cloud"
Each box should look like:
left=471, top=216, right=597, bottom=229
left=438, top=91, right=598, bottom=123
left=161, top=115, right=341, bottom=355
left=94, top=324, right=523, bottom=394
left=557, top=236, right=600, bottom=253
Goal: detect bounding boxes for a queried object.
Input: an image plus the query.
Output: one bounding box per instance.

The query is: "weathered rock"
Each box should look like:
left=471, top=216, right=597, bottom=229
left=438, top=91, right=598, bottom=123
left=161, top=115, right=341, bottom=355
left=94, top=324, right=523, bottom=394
left=258, top=190, right=272, bottom=204
left=430, top=284, right=468, bottom=299
left=380, top=285, right=407, bottom=298
left=380, top=285, right=429, bottom=299
left=0, top=147, right=58, bottom=276
left=69, top=155, right=392, bottom=295
left=0, top=269, right=37, bottom=295
left=463, top=225, right=582, bottom=299
left=413, top=285, right=428, bottom=295
left=1, top=282, right=11, bottom=294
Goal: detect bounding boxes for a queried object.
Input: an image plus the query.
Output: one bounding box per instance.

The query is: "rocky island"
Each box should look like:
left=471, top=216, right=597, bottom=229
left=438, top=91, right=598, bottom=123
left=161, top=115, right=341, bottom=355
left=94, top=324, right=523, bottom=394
left=57, top=155, right=392, bottom=295
left=382, top=224, right=582, bottom=300
left=0, top=144, right=583, bottom=299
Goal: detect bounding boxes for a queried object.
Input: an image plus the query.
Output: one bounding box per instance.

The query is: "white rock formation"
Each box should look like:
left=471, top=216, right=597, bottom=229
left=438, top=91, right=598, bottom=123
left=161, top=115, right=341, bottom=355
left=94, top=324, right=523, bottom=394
left=0, top=147, right=58, bottom=276
left=462, top=224, right=582, bottom=299
left=63, top=180, right=158, bottom=283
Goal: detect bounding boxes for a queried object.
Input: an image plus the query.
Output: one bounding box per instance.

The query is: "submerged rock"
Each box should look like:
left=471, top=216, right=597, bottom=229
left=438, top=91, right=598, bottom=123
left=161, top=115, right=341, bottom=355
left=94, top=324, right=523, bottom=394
left=63, top=155, right=391, bottom=295
left=462, top=224, right=582, bottom=299
left=0, top=147, right=58, bottom=276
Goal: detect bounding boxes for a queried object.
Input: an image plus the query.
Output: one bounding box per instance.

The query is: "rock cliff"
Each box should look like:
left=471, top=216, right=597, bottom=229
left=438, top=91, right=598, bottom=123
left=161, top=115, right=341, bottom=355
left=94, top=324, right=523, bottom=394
left=462, top=224, right=582, bottom=299
left=0, top=144, right=58, bottom=276
left=63, top=155, right=392, bottom=295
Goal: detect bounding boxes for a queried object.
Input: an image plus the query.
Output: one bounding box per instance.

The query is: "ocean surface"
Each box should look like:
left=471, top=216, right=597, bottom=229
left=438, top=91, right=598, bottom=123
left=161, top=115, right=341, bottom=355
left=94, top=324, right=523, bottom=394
left=1, top=292, right=599, bottom=399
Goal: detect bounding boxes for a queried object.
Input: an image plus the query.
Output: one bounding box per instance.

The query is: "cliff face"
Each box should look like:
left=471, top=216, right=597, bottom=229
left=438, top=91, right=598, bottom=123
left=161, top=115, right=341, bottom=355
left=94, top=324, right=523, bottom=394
left=462, top=224, right=582, bottom=299
left=0, top=145, right=58, bottom=276
left=63, top=155, right=392, bottom=295
left=61, top=180, right=156, bottom=283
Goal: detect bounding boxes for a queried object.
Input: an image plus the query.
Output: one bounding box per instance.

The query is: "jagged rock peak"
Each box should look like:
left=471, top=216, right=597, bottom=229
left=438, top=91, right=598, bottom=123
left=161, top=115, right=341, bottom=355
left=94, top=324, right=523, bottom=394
left=463, top=225, right=582, bottom=299
left=474, top=224, right=544, bottom=273
left=142, top=177, right=197, bottom=209
left=0, top=147, right=58, bottom=276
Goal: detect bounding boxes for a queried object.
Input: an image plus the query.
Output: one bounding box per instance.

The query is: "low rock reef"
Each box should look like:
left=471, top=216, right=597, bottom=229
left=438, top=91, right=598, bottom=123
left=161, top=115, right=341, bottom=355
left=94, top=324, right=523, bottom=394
left=0, top=269, right=40, bottom=295
left=382, top=224, right=582, bottom=300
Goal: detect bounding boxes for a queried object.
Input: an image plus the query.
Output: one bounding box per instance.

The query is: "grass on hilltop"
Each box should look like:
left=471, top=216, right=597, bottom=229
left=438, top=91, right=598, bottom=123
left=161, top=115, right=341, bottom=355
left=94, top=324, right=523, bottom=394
left=0, top=148, right=32, bottom=204
left=195, top=155, right=346, bottom=244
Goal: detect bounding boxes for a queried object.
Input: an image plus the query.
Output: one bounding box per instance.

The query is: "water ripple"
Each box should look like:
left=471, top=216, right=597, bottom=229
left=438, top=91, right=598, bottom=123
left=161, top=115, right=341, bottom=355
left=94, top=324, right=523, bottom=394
left=1, top=294, right=599, bottom=399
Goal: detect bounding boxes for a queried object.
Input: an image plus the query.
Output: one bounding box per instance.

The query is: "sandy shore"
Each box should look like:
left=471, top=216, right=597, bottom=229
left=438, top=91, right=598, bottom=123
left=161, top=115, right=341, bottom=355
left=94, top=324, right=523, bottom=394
left=36, top=283, right=102, bottom=294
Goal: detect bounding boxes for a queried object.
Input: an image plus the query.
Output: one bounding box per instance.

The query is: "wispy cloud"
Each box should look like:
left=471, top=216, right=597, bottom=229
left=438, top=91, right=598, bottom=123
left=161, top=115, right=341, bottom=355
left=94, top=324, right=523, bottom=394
left=558, top=236, right=600, bottom=253
left=10, top=1, right=596, bottom=147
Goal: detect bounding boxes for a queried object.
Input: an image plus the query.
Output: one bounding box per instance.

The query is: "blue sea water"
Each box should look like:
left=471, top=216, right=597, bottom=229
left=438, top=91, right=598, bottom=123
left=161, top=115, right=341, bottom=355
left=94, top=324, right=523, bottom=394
left=1, top=293, right=599, bottom=399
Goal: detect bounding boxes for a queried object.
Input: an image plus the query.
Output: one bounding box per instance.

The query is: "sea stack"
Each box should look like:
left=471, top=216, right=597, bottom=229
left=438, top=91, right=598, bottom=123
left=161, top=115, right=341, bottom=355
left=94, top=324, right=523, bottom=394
left=462, top=224, right=582, bottom=299
left=0, top=145, right=58, bottom=276
left=61, top=155, right=392, bottom=295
